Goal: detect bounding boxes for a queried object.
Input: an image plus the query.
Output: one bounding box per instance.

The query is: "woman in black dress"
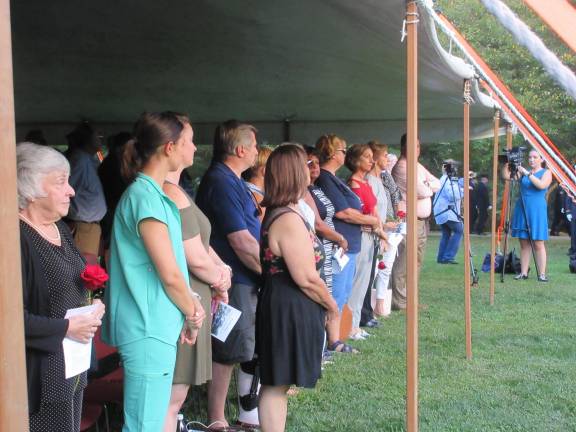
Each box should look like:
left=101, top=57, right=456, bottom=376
left=17, top=142, right=105, bottom=432
left=257, top=144, right=338, bottom=432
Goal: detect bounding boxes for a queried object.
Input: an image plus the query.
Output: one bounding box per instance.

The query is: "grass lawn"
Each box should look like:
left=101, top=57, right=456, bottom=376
left=286, top=234, right=576, bottom=432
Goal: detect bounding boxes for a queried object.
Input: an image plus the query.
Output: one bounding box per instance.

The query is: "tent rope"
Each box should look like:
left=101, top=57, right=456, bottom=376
left=401, top=9, right=420, bottom=43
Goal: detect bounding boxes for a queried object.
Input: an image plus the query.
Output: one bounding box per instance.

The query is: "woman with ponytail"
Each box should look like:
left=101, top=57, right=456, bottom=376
left=102, top=112, right=206, bottom=431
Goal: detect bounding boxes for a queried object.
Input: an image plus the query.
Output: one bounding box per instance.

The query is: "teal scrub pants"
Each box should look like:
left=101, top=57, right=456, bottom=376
left=119, top=338, right=177, bottom=432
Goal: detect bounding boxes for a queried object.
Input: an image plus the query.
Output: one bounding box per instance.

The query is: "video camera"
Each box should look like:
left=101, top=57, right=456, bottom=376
left=498, top=146, right=526, bottom=175
left=442, top=159, right=460, bottom=178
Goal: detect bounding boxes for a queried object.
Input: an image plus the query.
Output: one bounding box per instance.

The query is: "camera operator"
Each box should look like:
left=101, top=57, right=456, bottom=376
left=433, top=160, right=464, bottom=264
left=502, top=149, right=552, bottom=281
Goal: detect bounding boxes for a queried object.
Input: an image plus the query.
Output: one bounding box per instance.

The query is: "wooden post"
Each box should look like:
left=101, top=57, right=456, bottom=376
left=463, top=80, right=472, bottom=360
left=489, top=110, right=500, bottom=305
left=0, top=0, right=30, bottom=430
left=405, top=1, right=419, bottom=431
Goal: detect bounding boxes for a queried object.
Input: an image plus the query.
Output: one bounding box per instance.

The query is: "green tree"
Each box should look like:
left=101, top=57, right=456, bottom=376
left=435, top=0, right=576, bottom=161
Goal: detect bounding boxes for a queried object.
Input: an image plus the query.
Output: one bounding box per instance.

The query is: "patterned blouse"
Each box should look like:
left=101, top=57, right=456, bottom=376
left=381, top=170, right=402, bottom=219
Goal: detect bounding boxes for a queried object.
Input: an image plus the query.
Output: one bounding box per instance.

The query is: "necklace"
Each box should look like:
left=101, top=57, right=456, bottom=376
left=19, top=213, right=61, bottom=242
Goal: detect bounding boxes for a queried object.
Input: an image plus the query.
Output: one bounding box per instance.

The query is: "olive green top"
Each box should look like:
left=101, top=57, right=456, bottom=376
left=173, top=188, right=213, bottom=385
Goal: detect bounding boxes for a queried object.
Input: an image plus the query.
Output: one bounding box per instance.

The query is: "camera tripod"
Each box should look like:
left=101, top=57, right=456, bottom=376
left=433, top=174, right=479, bottom=286
left=500, top=173, right=541, bottom=282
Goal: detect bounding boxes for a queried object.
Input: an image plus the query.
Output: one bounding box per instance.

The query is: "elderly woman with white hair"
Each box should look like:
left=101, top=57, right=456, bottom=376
left=18, top=142, right=105, bottom=432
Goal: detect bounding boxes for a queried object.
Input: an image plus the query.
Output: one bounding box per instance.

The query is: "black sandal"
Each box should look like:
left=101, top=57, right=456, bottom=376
left=328, top=340, right=359, bottom=354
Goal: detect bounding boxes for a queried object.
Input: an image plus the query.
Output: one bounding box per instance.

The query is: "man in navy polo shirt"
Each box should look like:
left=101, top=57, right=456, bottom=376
left=196, top=120, right=261, bottom=429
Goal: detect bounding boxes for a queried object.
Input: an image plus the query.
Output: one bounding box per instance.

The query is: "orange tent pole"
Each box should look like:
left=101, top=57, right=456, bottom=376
left=463, top=80, right=472, bottom=360
left=0, top=0, right=30, bottom=430
left=489, top=110, right=500, bottom=305
left=522, top=0, right=576, bottom=54
left=405, top=1, right=419, bottom=430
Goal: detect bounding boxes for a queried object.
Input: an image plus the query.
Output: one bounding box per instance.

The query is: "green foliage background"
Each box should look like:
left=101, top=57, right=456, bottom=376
left=421, top=0, right=576, bottom=177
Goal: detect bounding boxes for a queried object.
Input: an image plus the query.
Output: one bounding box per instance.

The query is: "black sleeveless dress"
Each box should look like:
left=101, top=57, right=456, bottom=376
left=256, top=207, right=326, bottom=388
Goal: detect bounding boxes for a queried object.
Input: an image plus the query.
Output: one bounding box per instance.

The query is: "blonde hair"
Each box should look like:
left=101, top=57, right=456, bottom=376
left=242, top=145, right=273, bottom=181
left=315, top=134, right=346, bottom=164
left=367, top=140, right=388, bottom=159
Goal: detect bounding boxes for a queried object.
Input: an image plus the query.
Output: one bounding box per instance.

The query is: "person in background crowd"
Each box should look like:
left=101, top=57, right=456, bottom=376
left=24, top=129, right=48, bottom=146
left=474, top=174, right=490, bottom=235
left=302, top=145, right=351, bottom=356
left=566, top=191, right=576, bottom=256
left=564, top=164, right=576, bottom=256
left=366, top=141, right=399, bottom=319
left=566, top=160, right=576, bottom=256
left=18, top=143, right=105, bottom=432
left=162, top=126, right=232, bottom=432
left=433, top=160, right=464, bottom=264
left=468, top=171, right=478, bottom=233
left=242, top=146, right=272, bottom=221
left=345, top=144, right=387, bottom=340
left=369, top=142, right=402, bottom=221
left=315, top=134, right=379, bottom=352
left=504, top=149, right=552, bottom=282
left=196, top=120, right=262, bottom=429
left=387, top=153, right=398, bottom=173
left=65, top=122, right=107, bottom=262
left=550, top=184, right=568, bottom=236
left=257, top=144, right=338, bottom=432
left=390, top=134, right=440, bottom=310
left=102, top=112, right=205, bottom=431
left=98, top=131, right=132, bottom=262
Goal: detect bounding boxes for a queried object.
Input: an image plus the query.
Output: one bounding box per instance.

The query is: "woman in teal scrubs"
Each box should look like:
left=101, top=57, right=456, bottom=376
left=102, top=112, right=205, bottom=431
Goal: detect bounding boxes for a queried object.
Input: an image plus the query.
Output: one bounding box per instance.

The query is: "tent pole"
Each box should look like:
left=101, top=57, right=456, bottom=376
left=405, top=1, right=419, bottom=431
left=489, top=110, right=500, bottom=305
left=0, top=0, right=29, bottom=430
left=463, top=79, right=472, bottom=360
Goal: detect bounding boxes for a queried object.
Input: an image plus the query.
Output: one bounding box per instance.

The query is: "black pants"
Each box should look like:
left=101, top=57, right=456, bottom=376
left=475, top=207, right=488, bottom=234
left=570, top=218, right=576, bottom=255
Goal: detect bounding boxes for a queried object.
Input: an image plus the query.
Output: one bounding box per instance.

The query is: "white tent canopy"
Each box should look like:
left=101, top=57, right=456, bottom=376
left=12, top=0, right=496, bottom=144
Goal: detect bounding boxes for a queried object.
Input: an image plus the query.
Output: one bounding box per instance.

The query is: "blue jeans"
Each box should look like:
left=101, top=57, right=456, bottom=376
left=437, top=220, right=463, bottom=263
left=331, top=252, right=358, bottom=311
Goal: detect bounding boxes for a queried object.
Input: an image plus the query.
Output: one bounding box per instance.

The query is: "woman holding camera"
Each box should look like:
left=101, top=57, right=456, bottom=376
left=505, top=149, right=552, bottom=281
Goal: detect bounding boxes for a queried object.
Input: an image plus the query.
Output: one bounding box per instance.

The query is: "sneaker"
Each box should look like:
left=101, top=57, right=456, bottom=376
left=349, top=332, right=367, bottom=341
left=537, top=274, right=549, bottom=282
left=359, top=329, right=371, bottom=338
left=514, top=274, right=528, bottom=280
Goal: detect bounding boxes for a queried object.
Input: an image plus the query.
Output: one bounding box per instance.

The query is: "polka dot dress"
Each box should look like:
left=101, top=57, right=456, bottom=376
left=22, top=220, right=88, bottom=432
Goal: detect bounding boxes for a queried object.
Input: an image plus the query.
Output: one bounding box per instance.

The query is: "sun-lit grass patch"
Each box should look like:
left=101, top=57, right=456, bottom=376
left=287, top=234, right=576, bottom=431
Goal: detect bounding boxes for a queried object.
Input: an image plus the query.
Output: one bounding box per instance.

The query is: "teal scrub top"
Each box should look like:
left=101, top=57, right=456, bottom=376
left=102, top=173, right=188, bottom=347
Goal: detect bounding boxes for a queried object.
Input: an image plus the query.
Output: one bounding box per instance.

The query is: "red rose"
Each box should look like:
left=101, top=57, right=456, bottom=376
left=378, top=261, right=386, bottom=270
left=80, top=264, right=109, bottom=291
left=396, top=210, right=407, bottom=219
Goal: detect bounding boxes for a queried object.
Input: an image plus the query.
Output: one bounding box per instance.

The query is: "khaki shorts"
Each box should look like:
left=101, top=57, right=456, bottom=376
left=71, top=221, right=102, bottom=257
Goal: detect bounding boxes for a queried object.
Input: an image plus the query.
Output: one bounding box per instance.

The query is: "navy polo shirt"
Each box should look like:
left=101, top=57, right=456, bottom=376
left=315, top=169, right=362, bottom=254
left=196, top=162, right=261, bottom=286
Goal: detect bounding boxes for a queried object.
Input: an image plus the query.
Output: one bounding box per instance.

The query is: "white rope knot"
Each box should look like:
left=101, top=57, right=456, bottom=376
left=401, top=11, right=420, bottom=42
left=463, top=80, right=474, bottom=104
